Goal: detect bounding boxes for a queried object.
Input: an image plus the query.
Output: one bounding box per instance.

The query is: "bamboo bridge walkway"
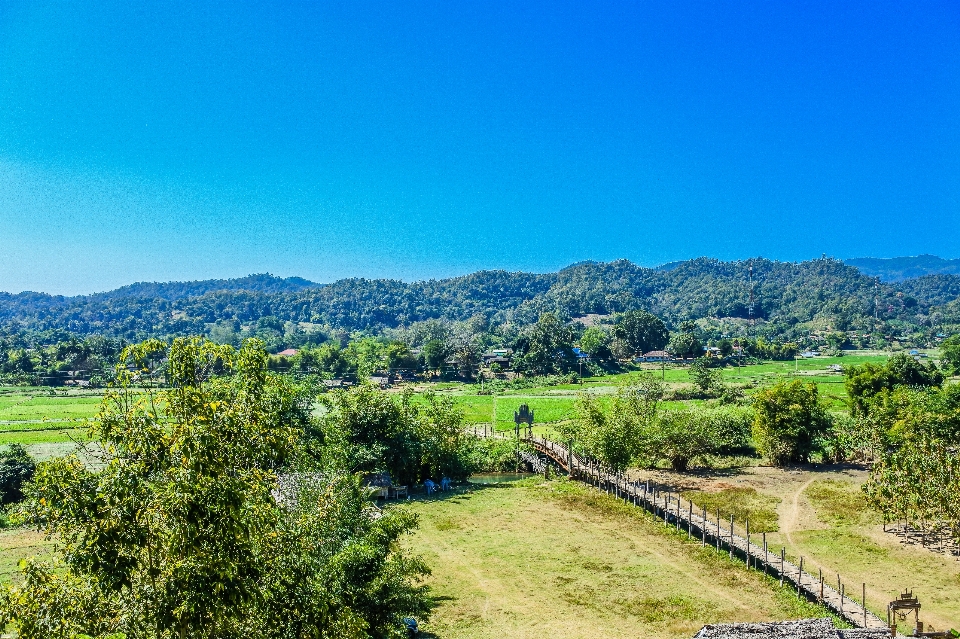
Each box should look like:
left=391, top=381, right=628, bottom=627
left=522, top=434, right=891, bottom=631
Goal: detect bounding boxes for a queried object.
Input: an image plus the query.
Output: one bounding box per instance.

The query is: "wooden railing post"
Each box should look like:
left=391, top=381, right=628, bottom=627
left=780, top=548, right=785, bottom=587
left=746, top=519, right=750, bottom=569
left=729, top=515, right=734, bottom=560
left=702, top=506, right=707, bottom=546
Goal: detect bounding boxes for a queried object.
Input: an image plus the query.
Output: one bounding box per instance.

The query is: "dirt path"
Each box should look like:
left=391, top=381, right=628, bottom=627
left=782, top=477, right=815, bottom=548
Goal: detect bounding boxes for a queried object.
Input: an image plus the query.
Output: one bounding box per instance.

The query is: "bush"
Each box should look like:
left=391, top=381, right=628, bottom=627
left=752, top=380, right=832, bottom=466
left=0, top=444, right=35, bottom=505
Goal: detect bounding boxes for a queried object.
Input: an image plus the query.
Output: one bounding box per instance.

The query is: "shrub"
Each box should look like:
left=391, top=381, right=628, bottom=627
left=752, top=380, right=831, bottom=466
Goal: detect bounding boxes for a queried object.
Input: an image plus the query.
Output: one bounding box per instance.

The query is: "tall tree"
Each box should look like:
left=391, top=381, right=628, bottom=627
left=753, top=380, right=832, bottom=466
left=611, top=310, right=669, bottom=356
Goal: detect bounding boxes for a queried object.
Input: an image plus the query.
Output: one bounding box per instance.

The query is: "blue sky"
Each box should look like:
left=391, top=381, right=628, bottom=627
left=1, top=1, right=958, bottom=295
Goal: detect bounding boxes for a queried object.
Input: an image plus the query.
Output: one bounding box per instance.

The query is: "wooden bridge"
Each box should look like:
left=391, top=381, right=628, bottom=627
left=523, top=435, right=891, bottom=631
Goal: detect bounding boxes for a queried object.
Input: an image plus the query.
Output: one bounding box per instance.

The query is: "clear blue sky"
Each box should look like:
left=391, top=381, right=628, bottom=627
left=1, top=1, right=958, bottom=295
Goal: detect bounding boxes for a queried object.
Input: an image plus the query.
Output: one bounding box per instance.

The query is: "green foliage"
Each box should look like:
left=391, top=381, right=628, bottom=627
left=667, top=331, right=703, bottom=360
left=422, top=339, right=447, bottom=372
left=514, top=313, right=576, bottom=376
left=579, top=326, right=612, bottom=360
left=688, top=358, right=723, bottom=396
left=0, top=443, right=35, bottom=505
left=319, top=385, right=478, bottom=484
left=845, top=352, right=945, bottom=416
left=748, top=337, right=799, bottom=361
left=940, top=335, right=960, bottom=375
left=574, top=377, right=752, bottom=472
left=611, top=310, right=669, bottom=356
left=574, top=376, right=664, bottom=471
left=0, top=337, right=430, bottom=639
left=468, top=437, right=520, bottom=472
left=862, top=389, right=960, bottom=548
left=752, top=380, right=832, bottom=466
left=641, top=410, right=718, bottom=472
left=5, top=257, right=955, bottom=347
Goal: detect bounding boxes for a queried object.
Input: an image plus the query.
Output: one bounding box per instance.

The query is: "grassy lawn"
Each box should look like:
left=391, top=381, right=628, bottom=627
left=0, top=428, right=89, bottom=446
left=0, top=528, right=53, bottom=583
left=403, top=479, right=842, bottom=639
left=0, top=389, right=103, bottom=422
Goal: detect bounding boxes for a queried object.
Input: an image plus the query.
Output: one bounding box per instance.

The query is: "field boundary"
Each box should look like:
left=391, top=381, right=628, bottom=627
left=522, top=435, right=892, bottom=632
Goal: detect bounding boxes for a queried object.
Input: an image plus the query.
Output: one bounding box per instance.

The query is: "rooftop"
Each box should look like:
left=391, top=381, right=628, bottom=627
left=694, top=618, right=890, bottom=639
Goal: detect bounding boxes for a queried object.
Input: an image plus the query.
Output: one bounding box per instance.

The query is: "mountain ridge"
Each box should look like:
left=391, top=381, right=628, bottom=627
left=3, top=257, right=960, bottom=342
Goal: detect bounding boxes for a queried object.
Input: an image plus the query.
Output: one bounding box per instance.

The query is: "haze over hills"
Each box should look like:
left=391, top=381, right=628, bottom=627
left=3, top=257, right=960, bottom=343
left=843, top=255, right=960, bottom=282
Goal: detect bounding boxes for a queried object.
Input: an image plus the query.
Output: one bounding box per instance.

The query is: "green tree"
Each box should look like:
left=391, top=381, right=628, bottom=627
left=940, top=334, right=960, bottom=375
left=514, top=313, right=576, bottom=376
left=845, top=353, right=944, bottom=416
left=575, top=375, right=664, bottom=471
left=752, top=380, right=832, bottom=466
left=0, top=444, right=35, bottom=505
left=641, top=411, right=716, bottom=472
left=579, top=326, right=612, bottom=361
left=319, top=384, right=420, bottom=486
left=667, top=332, right=703, bottom=360
left=0, top=338, right=429, bottom=639
left=421, top=339, right=448, bottom=373
left=612, top=310, right=669, bottom=356
left=688, top=357, right=723, bottom=396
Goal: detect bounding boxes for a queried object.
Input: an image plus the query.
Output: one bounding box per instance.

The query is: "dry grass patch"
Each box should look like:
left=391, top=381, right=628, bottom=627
left=682, top=487, right=781, bottom=533
left=403, top=479, right=839, bottom=639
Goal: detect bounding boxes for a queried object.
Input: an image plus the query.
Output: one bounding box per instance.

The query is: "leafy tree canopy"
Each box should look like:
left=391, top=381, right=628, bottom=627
left=0, top=337, right=430, bottom=639
left=752, top=380, right=832, bottom=466
left=845, top=353, right=944, bottom=416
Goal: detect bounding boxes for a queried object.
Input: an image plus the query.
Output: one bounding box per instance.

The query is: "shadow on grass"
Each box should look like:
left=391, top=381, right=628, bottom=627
left=379, top=479, right=535, bottom=506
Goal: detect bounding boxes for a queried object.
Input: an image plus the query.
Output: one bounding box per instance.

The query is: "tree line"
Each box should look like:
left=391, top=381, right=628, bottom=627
left=0, top=336, right=518, bottom=638
left=2, top=257, right=958, bottom=347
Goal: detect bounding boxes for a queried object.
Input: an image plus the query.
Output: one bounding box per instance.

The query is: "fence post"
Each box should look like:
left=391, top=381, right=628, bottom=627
left=746, top=519, right=750, bottom=569
left=716, top=509, right=721, bottom=551
left=798, top=557, right=803, bottom=596
left=762, top=533, right=767, bottom=575
left=729, top=515, right=734, bottom=560
left=702, top=506, right=707, bottom=546
left=863, top=583, right=866, bottom=628
left=819, top=569, right=823, bottom=603
left=688, top=500, right=693, bottom=538
left=780, top=548, right=785, bottom=587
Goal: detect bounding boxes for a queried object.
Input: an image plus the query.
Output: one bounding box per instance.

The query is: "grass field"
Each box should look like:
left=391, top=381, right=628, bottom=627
left=403, top=478, right=843, bottom=639
left=636, top=465, right=960, bottom=633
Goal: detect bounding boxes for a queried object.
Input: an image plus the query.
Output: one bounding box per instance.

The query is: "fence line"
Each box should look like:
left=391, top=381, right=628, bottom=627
left=520, top=435, right=890, bottom=631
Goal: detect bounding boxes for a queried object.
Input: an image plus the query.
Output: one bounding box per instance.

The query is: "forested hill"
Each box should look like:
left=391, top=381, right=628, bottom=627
left=3, top=258, right=960, bottom=340
left=86, top=274, right=321, bottom=301
left=844, top=255, right=960, bottom=282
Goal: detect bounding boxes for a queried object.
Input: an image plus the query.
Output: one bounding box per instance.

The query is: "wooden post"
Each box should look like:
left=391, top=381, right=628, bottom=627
left=702, top=506, right=707, bottom=546
left=729, top=515, right=734, bottom=560
left=716, top=509, right=721, bottom=551
left=862, top=583, right=866, bottom=628
left=840, top=583, right=844, bottom=615
left=746, top=519, right=750, bottom=569
left=780, top=548, right=785, bottom=586
left=819, top=569, right=823, bottom=603
left=763, top=533, right=767, bottom=575
left=688, top=500, right=693, bottom=538
left=798, top=557, right=803, bottom=595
